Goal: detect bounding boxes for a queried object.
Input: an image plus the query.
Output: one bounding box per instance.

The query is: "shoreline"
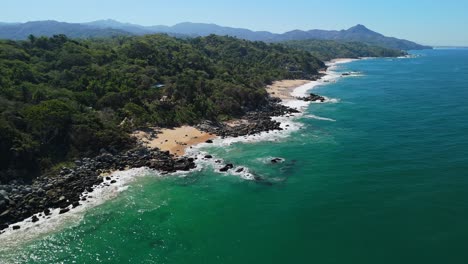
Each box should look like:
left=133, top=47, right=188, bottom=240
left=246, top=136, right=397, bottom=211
left=132, top=126, right=216, bottom=157
left=270, top=58, right=360, bottom=103
left=0, top=57, right=359, bottom=248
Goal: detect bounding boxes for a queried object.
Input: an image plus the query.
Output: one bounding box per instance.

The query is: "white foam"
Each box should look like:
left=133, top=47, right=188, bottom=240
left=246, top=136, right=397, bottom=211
left=347, top=71, right=365, bottom=77
left=323, top=97, right=340, bottom=103
left=256, top=157, right=285, bottom=164
left=290, top=81, right=322, bottom=98
left=183, top=150, right=256, bottom=180
left=397, top=54, right=418, bottom=59
left=326, top=58, right=360, bottom=66
left=304, top=114, right=336, bottom=122
left=281, top=98, right=309, bottom=110
left=0, top=167, right=154, bottom=251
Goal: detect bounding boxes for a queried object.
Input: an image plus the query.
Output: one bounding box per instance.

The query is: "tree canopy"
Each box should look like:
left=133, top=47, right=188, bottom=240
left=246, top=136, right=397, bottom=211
left=0, top=34, right=323, bottom=183
left=282, top=39, right=406, bottom=61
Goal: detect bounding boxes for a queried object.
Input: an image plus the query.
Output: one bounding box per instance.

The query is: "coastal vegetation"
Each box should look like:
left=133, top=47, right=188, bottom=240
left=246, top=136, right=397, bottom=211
left=0, top=32, right=406, bottom=184
left=282, top=39, right=406, bottom=61
left=0, top=34, right=322, bottom=183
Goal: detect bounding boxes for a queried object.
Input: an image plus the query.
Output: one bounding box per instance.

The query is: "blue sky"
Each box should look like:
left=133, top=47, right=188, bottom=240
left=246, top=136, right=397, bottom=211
left=3, top=0, right=468, bottom=46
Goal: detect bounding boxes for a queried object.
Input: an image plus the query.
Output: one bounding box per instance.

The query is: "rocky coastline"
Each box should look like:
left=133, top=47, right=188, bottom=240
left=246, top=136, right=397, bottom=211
left=0, top=148, right=195, bottom=232
left=197, top=97, right=300, bottom=138
left=297, top=93, right=327, bottom=102
left=0, top=95, right=305, bottom=233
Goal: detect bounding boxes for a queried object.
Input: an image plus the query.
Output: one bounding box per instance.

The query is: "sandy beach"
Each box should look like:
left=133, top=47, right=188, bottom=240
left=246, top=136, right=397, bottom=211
left=266, top=80, right=311, bottom=100
left=266, top=58, right=360, bottom=102
left=132, top=126, right=216, bottom=156
left=327, top=58, right=359, bottom=64
left=132, top=58, right=358, bottom=156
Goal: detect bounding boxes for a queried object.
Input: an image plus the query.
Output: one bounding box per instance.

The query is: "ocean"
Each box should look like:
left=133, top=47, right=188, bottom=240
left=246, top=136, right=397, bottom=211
left=1, top=49, right=468, bottom=263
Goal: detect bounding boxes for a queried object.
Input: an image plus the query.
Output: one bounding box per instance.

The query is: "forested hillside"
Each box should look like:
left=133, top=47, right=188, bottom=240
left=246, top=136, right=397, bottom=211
left=283, top=39, right=407, bottom=61
left=0, top=34, right=323, bottom=183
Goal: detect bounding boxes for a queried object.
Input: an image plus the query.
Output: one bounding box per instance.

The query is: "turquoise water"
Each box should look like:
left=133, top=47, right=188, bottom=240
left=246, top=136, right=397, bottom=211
left=2, top=49, right=468, bottom=263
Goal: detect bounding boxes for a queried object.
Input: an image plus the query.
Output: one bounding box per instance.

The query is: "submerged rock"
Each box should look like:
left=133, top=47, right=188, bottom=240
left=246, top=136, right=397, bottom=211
left=271, top=158, right=284, bottom=164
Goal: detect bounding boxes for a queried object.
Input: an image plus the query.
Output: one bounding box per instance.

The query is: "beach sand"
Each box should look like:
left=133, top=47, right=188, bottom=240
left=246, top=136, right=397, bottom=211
left=132, top=126, right=216, bottom=156
left=266, top=80, right=311, bottom=100
left=267, top=58, right=359, bottom=101
left=327, top=58, right=360, bottom=66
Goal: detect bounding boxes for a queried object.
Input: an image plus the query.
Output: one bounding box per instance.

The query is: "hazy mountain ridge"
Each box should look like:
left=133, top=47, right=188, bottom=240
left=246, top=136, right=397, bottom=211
left=0, top=19, right=431, bottom=50
left=0, top=20, right=131, bottom=40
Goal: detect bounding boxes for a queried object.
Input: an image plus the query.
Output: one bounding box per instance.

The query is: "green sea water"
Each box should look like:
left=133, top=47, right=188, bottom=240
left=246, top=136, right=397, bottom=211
left=1, top=49, right=468, bottom=263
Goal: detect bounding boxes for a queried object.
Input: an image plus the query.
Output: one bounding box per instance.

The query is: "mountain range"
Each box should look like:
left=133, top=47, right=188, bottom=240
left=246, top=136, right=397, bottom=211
left=0, top=19, right=432, bottom=50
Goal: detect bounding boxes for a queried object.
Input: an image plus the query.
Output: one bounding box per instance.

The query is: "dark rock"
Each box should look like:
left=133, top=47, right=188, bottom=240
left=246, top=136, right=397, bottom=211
left=31, top=215, right=39, bottom=222
left=271, top=158, right=284, bottom=164
left=12, top=225, right=20, bottom=230
left=196, top=98, right=294, bottom=138
left=204, top=155, right=213, bottom=159
left=36, top=188, right=45, bottom=196
left=235, top=167, right=244, bottom=173
left=298, top=93, right=326, bottom=102
left=220, top=164, right=234, bottom=172
left=205, top=139, right=213, bottom=143
left=59, top=208, right=70, bottom=214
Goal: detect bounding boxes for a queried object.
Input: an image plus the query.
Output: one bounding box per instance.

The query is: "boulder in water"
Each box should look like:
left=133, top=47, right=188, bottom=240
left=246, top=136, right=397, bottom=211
left=271, top=158, right=284, bottom=164
left=220, top=164, right=234, bottom=172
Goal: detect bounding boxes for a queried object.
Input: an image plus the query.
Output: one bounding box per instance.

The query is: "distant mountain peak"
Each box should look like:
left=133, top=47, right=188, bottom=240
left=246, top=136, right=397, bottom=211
left=100, top=18, right=120, bottom=23
left=350, top=24, right=368, bottom=29
left=347, top=24, right=373, bottom=33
